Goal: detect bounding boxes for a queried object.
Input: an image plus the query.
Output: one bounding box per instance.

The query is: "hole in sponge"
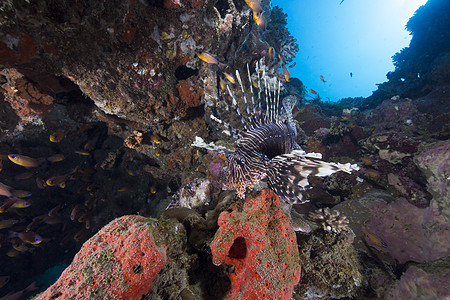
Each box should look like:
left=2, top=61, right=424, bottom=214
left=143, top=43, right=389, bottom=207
left=228, top=237, right=247, bottom=259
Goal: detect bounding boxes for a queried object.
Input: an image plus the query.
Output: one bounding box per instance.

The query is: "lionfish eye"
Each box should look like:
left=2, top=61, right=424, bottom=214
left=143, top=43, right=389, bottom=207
left=235, top=158, right=244, bottom=165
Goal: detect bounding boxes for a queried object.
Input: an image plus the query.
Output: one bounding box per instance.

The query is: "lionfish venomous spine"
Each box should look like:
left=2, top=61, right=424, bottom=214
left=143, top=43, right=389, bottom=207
left=193, top=60, right=359, bottom=204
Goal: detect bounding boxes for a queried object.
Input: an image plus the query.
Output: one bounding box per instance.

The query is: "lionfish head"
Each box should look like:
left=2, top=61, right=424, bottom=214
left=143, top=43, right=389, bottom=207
left=221, top=149, right=268, bottom=199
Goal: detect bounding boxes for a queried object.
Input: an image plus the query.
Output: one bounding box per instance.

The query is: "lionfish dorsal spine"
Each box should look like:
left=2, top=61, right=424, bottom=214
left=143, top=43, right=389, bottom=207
left=235, top=69, right=251, bottom=118
left=226, top=84, right=248, bottom=131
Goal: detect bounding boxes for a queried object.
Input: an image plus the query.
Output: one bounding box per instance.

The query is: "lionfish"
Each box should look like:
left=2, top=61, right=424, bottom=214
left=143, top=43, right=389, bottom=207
left=192, top=60, right=359, bottom=204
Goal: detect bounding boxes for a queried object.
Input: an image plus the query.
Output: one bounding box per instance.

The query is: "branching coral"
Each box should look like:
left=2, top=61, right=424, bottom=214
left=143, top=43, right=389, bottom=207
left=264, top=6, right=299, bottom=62
left=309, top=207, right=350, bottom=234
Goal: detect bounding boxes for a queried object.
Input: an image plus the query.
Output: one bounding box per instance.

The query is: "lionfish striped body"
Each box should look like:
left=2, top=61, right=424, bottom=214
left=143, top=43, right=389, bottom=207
left=193, top=60, right=359, bottom=204
left=224, top=119, right=297, bottom=198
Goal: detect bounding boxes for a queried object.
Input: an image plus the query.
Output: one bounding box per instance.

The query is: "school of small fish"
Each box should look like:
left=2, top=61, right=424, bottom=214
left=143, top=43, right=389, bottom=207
left=0, top=124, right=164, bottom=291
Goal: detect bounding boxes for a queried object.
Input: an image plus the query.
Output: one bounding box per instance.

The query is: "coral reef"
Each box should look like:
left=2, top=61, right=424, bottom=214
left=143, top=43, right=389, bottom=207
left=387, top=263, right=450, bottom=299
left=295, top=229, right=362, bottom=299
left=35, top=215, right=166, bottom=300
left=414, top=139, right=450, bottom=218
left=167, top=177, right=211, bottom=211
left=210, top=189, right=301, bottom=299
left=0, top=0, right=449, bottom=298
left=0, top=68, right=53, bottom=123
left=365, top=197, right=449, bottom=264
left=309, top=207, right=350, bottom=234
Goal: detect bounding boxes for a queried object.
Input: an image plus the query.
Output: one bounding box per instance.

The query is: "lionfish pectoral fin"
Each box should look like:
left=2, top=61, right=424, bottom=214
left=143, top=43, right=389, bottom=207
left=267, top=155, right=311, bottom=205
left=267, top=151, right=359, bottom=204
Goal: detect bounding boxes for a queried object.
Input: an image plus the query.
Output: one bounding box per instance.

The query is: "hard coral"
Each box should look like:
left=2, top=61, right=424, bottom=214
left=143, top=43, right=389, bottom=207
left=296, top=229, right=362, bottom=299
left=309, top=207, right=350, bottom=234
left=210, top=189, right=301, bottom=300
left=36, top=215, right=166, bottom=300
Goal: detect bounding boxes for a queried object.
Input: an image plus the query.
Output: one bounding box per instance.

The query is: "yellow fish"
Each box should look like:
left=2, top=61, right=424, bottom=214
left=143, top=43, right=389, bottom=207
left=43, top=216, right=61, bottom=225
left=11, top=199, right=31, bottom=208
left=48, top=204, right=62, bottom=216
left=12, top=190, right=32, bottom=198
left=18, top=231, right=43, bottom=245
left=13, top=241, right=29, bottom=252
left=320, top=75, right=326, bottom=83
left=223, top=72, right=236, bottom=84
left=0, top=197, right=18, bottom=213
left=219, top=76, right=226, bottom=91
left=151, top=133, right=161, bottom=144
left=268, top=47, right=274, bottom=60
left=47, top=154, right=65, bottom=163
left=70, top=205, right=81, bottom=221
left=8, top=154, right=42, bottom=167
left=49, top=130, right=65, bottom=143
left=117, top=185, right=130, bottom=192
left=46, top=175, right=67, bottom=187
left=282, top=65, right=291, bottom=82
left=74, top=150, right=91, bottom=156
left=253, top=11, right=266, bottom=30
left=36, top=177, right=47, bottom=189
left=362, top=228, right=388, bottom=249
left=150, top=185, right=157, bottom=194
left=197, top=52, right=220, bottom=65
left=7, top=249, right=20, bottom=257
left=0, top=219, right=18, bottom=229
left=245, top=0, right=261, bottom=13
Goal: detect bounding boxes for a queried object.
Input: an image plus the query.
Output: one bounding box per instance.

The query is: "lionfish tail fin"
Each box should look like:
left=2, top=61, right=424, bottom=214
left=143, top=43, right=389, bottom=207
left=267, top=150, right=359, bottom=204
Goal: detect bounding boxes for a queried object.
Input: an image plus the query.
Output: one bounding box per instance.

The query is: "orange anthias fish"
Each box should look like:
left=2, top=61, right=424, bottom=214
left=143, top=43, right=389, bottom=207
left=253, top=11, right=266, bottom=30
left=268, top=47, right=274, bottom=60
left=223, top=72, right=236, bottom=84
left=309, top=88, right=317, bottom=94
left=282, top=65, right=291, bottom=82
left=320, top=75, right=326, bottom=83
left=245, top=0, right=261, bottom=13
left=197, top=52, right=220, bottom=65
